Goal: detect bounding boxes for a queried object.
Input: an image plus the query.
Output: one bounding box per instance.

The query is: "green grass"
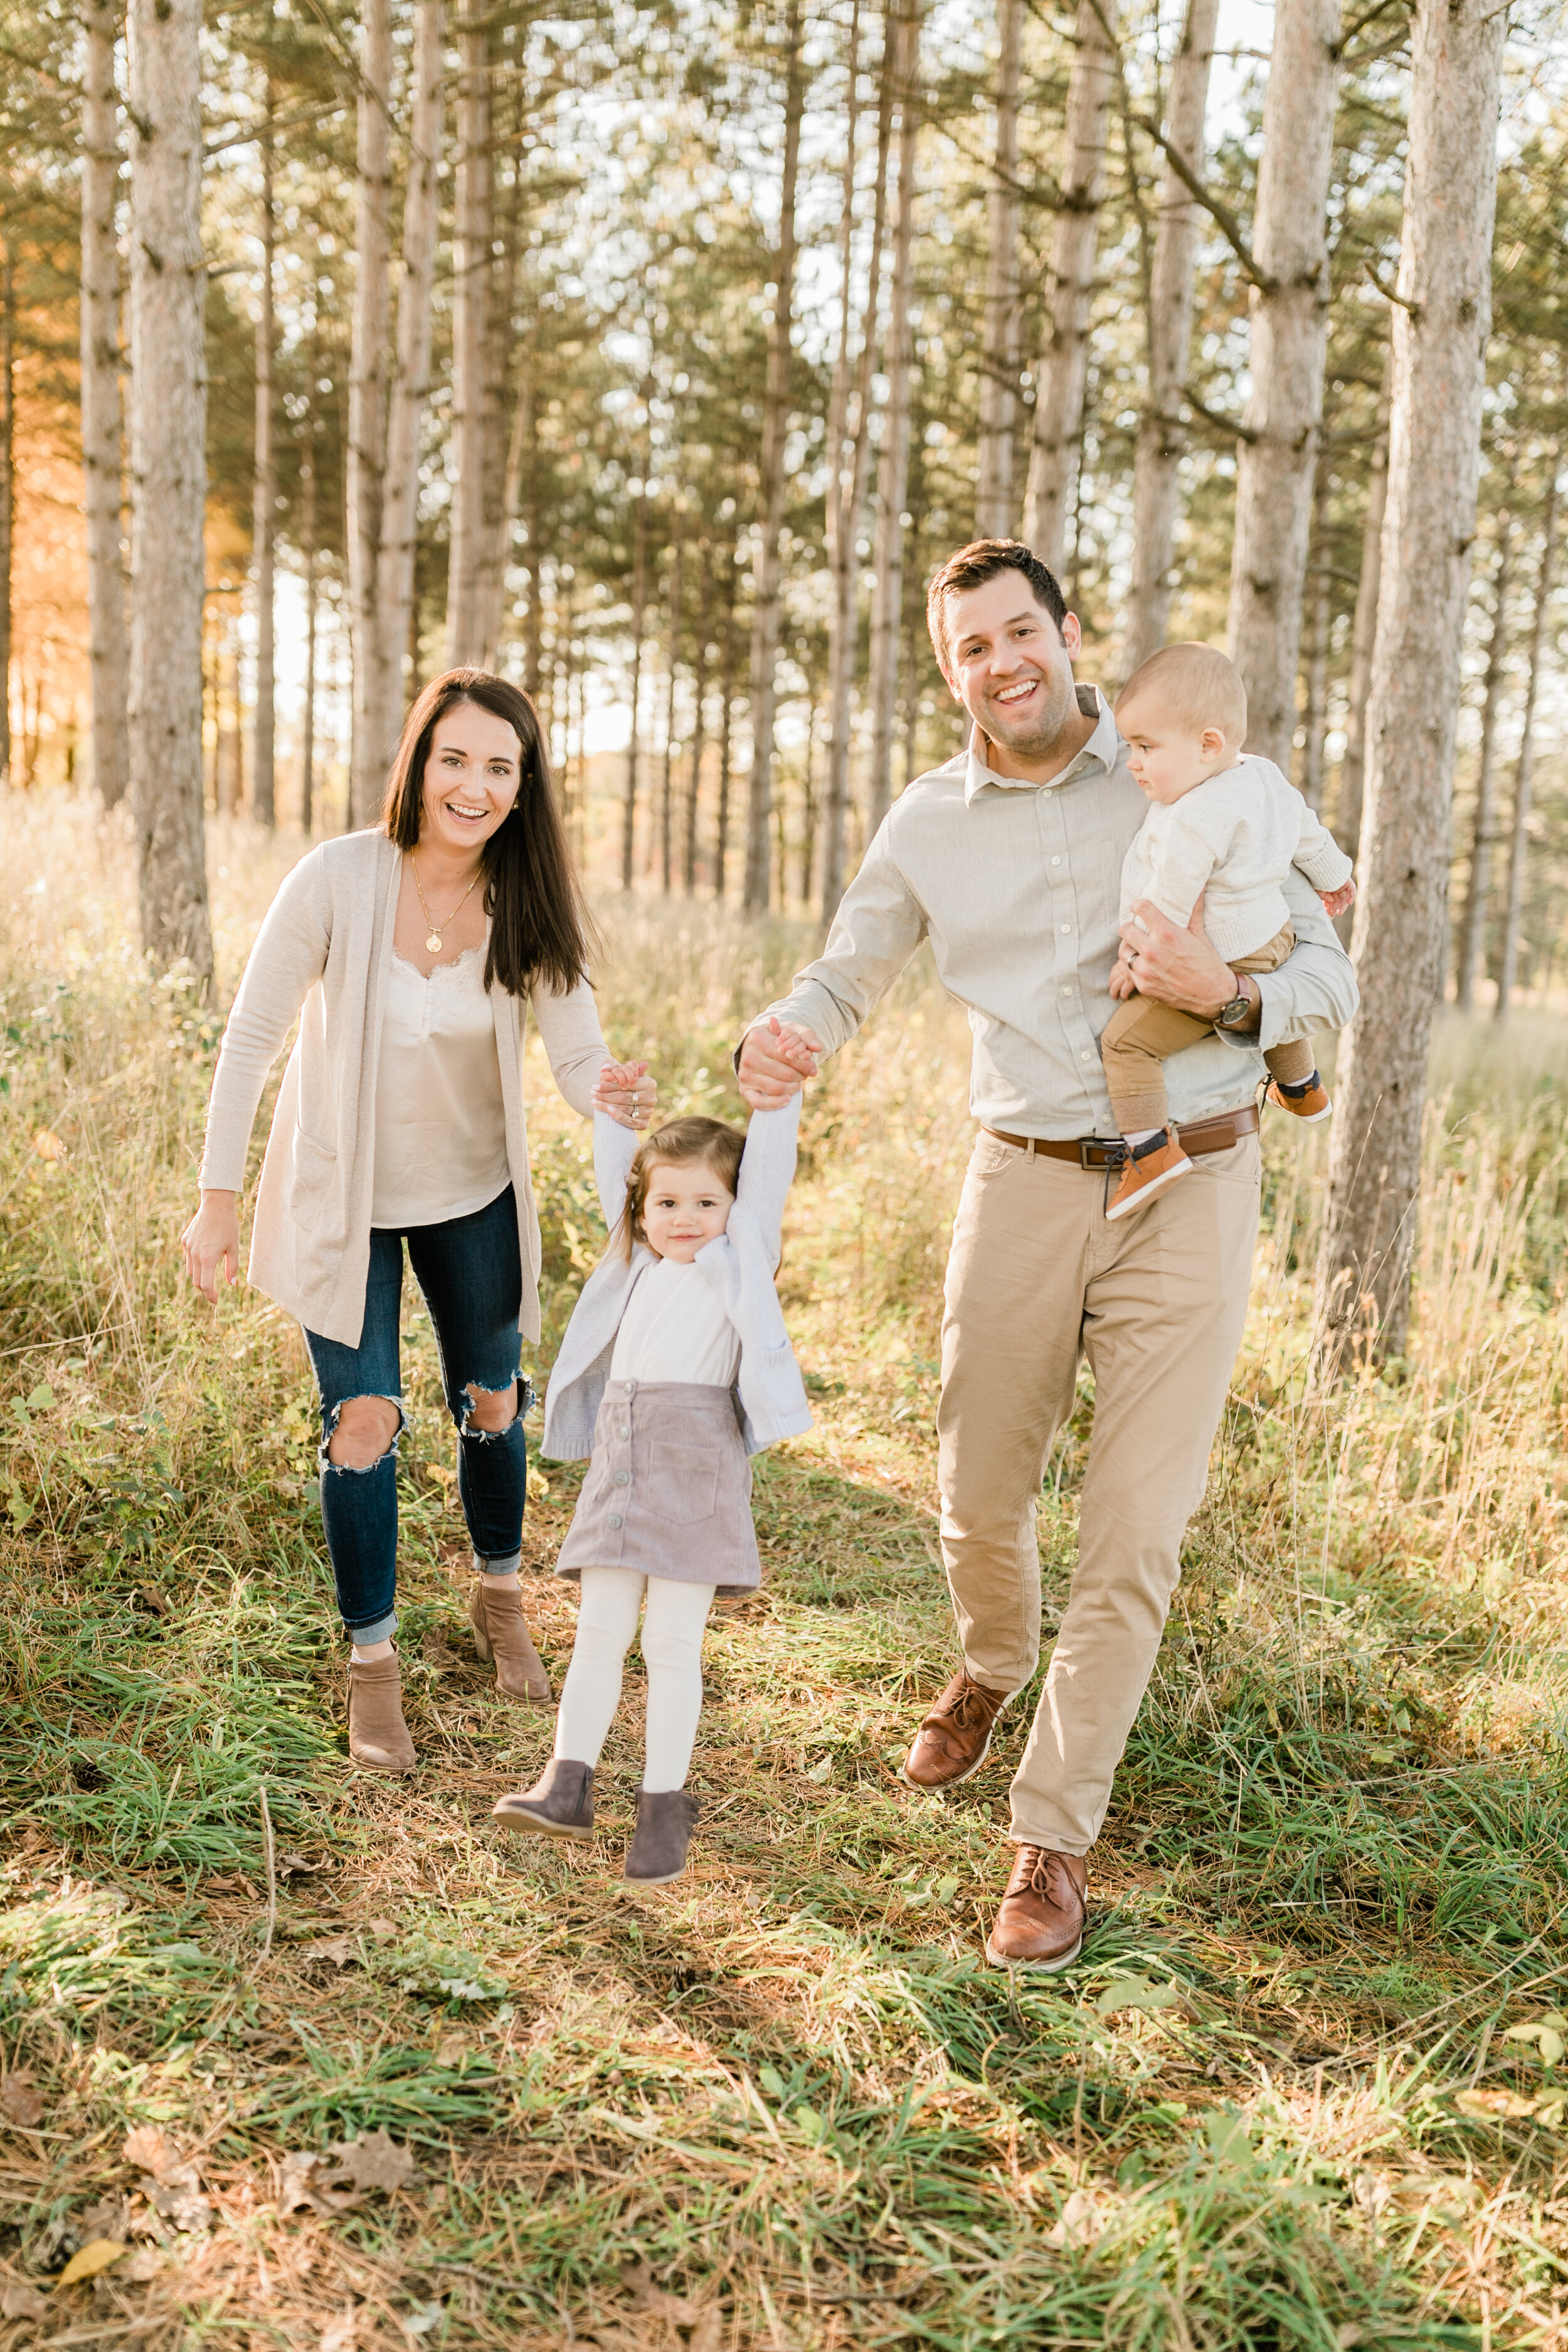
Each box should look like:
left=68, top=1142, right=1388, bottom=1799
left=1, top=803, right=1567, bottom=2346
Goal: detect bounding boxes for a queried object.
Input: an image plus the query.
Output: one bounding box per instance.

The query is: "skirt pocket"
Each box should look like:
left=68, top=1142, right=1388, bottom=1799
left=646, top=1441, right=723, bottom=1525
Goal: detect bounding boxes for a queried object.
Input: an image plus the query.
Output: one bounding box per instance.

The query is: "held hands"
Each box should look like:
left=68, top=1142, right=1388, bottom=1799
left=592, top=1057, right=657, bottom=1131
left=1320, top=878, right=1356, bottom=919
left=737, top=1016, right=822, bottom=1110
left=1113, top=896, right=1237, bottom=1023
left=181, top=1191, right=241, bottom=1305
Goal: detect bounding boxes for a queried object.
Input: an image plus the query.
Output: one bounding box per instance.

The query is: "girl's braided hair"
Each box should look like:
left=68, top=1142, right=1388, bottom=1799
left=618, top=1115, right=746, bottom=1260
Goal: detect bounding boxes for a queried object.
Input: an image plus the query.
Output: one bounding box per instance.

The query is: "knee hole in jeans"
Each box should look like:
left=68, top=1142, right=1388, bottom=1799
left=460, top=1379, right=520, bottom=1440
left=324, top=1394, right=403, bottom=1472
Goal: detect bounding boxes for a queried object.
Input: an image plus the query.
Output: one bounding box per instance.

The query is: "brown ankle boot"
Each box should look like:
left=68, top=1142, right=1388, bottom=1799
left=625, top=1789, right=699, bottom=1885
left=492, top=1759, right=595, bottom=1840
left=469, top=1581, right=551, bottom=1702
left=347, top=1654, right=416, bottom=1774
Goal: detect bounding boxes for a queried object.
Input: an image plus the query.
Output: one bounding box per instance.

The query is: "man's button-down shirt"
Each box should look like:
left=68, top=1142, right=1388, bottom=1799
left=756, top=684, right=1359, bottom=1141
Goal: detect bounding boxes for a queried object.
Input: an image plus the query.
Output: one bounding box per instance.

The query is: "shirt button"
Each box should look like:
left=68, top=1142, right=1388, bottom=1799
left=1081, top=1050, right=1093, bottom=1062
left=1051, top=856, right=1062, bottom=867
left=608, top=1514, right=622, bottom=1529
left=1061, top=986, right=1074, bottom=997
left=1060, top=923, right=1071, bottom=934
left=613, top=1471, right=630, bottom=1486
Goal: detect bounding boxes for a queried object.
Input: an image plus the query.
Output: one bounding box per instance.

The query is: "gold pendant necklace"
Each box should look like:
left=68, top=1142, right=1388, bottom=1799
left=410, top=854, right=482, bottom=955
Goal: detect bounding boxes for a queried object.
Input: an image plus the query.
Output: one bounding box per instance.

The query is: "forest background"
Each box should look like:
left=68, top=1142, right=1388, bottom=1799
left=4, top=0, right=1568, bottom=2346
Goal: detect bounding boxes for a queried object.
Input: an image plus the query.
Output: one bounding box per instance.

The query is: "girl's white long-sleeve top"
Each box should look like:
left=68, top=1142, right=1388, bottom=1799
left=1120, top=755, right=1353, bottom=965
left=540, top=1095, right=813, bottom=1461
left=198, top=829, right=606, bottom=1347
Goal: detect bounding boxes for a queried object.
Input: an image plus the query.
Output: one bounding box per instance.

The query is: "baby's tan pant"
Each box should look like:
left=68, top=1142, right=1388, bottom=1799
left=1101, top=921, right=1310, bottom=1133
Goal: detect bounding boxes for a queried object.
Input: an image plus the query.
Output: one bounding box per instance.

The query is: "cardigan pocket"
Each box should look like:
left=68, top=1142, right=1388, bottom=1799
left=291, top=1126, right=337, bottom=1192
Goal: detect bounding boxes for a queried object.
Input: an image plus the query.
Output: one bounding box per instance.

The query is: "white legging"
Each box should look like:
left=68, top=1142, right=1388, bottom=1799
left=553, top=1567, right=716, bottom=1793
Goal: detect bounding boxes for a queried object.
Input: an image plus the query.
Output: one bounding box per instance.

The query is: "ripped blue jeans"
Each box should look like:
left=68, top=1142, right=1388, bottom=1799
left=302, top=1185, right=528, bottom=1644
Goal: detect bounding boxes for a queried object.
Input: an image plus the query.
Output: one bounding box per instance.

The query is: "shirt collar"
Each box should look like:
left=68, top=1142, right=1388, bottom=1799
left=963, top=684, right=1118, bottom=804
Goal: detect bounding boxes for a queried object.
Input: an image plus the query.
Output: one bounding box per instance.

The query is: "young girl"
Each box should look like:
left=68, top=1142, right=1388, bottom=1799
left=493, top=1039, right=813, bottom=1883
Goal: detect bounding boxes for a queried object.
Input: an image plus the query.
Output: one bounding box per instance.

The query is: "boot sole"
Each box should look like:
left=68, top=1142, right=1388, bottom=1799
left=984, top=1932, right=1083, bottom=1971
left=899, top=1719, right=995, bottom=1793
left=625, top=1861, right=688, bottom=1885
left=349, top=1747, right=416, bottom=1776
left=491, top=1803, right=594, bottom=1841
left=1104, top=1158, right=1191, bottom=1221
left=1266, top=1086, right=1332, bottom=1122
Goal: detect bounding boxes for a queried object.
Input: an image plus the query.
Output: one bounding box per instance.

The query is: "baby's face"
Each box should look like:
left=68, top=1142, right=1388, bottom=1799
left=642, top=1158, right=735, bottom=1263
left=1118, top=701, right=1238, bottom=805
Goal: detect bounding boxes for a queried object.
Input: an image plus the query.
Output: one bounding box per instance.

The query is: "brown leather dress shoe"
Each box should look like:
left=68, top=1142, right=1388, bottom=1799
left=985, top=1846, right=1087, bottom=1970
left=469, top=1581, right=551, bottom=1702
left=901, top=1671, right=1010, bottom=1791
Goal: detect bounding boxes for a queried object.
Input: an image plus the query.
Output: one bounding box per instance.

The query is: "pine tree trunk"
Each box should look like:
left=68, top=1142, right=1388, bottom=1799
left=125, top=0, right=212, bottom=987
left=743, top=0, right=807, bottom=914
left=660, top=504, right=685, bottom=896
left=1300, top=501, right=1330, bottom=805
left=714, top=538, right=738, bottom=899
left=1335, top=344, right=1391, bottom=859
left=252, top=51, right=277, bottom=827
left=1453, top=512, right=1513, bottom=1012
left=1021, top=0, right=1117, bottom=575
left=346, top=0, right=392, bottom=826
left=300, top=397, right=317, bottom=837
left=446, top=15, right=493, bottom=667
left=1495, top=474, right=1559, bottom=1023
left=80, top=0, right=130, bottom=810
left=1126, top=0, right=1218, bottom=672
left=1317, top=0, right=1507, bottom=1367
left=476, top=112, right=522, bottom=669
left=490, top=356, right=531, bottom=675
left=820, top=16, right=893, bottom=919
left=0, top=245, right=13, bottom=790
left=1226, top=0, right=1341, bottom=769
left=975, top=0, right=1023, bottom=539
left=368, top=0, right=443, bottom=774
left=622, top=470, right=650, bottom=889
left=684, top=541, right=712, bottom=896
left=867, top=0, right=921, bottom=832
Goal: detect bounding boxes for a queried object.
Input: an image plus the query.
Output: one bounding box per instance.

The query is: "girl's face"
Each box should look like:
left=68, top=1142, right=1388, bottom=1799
left=418, top=701, right=523, bottom=857
left=642, top=1158, right=734, bottom=1263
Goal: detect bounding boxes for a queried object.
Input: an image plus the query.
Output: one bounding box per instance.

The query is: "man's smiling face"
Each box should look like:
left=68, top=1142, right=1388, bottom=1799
left=942, top=571, right=1084, bottom=771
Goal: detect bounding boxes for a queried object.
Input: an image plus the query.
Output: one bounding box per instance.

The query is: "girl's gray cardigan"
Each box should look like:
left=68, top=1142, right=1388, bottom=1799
left=540, top=1094, right=813, bottom=1461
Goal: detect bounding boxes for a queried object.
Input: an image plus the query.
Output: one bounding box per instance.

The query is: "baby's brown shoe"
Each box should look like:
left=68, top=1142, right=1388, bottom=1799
left=1266, top=1071, right=1332, bottom=1123
left=1105, top=1129, right=1192, bottom=1221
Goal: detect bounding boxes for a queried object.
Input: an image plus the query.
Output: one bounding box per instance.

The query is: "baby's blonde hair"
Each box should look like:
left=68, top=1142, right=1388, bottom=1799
left=1116, top=642, right=1248, bottom=746
left=618, top=1115, right=745, bottom=1260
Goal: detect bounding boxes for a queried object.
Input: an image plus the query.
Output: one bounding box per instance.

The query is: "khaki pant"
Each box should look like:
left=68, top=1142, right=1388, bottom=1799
left=936, top=1129, right=1259, bottom=1853
left=1100, top=921, right=1310, bottom=1133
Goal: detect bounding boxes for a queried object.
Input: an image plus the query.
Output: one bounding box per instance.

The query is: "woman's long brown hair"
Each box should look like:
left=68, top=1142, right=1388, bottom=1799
left=381, top=669, right=595, bottom=999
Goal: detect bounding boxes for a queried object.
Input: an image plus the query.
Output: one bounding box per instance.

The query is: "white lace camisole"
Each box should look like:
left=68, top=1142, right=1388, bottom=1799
left=370, top=945, right=511, bottom=1229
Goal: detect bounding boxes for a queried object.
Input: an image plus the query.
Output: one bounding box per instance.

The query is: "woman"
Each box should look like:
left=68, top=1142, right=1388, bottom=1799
left=181, top=669, right=654, bottom=1773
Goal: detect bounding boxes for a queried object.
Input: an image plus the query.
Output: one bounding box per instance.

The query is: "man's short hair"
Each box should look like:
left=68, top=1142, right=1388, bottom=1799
left=926, top=539, right=1069, bottom=672
left=1115, top=642, right=1248, bottom=745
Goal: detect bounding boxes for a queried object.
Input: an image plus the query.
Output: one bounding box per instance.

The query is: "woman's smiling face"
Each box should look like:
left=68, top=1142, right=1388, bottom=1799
left=418, top=700, right=523, bottom=856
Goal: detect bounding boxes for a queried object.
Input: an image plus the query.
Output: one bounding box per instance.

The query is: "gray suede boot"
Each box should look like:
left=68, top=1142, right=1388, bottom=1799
left=625, top=1788, right=699, bottom=1885
left=492, top=1759, right=595, bottom=1841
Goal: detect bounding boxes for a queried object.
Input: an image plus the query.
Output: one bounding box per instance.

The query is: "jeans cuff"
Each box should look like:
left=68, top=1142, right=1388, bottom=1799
left=475, top=1549, right=522, bottom=1580
left=346, top=1610, right=397, bottom=1646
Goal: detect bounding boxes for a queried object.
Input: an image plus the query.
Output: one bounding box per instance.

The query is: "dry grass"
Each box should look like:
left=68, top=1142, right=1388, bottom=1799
left=1, top=796, right=1567, bottom=2349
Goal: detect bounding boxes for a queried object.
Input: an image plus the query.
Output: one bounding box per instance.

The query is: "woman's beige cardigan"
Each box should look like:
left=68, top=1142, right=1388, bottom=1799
left=198, top=829, right=607, bottom=1348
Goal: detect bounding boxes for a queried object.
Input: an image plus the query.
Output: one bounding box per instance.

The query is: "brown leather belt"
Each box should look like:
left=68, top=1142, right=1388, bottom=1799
left=984, top=1102, right=1260, bottom=1170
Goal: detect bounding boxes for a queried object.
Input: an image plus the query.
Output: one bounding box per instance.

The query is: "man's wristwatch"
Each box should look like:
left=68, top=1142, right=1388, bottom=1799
left=1214, top=978, right=1256, bottom=1032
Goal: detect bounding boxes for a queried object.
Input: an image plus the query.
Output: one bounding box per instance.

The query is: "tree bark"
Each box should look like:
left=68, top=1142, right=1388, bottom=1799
left=622, top=460, right=650, bottom=889
left=1495, top=472, right=1559, bottom=1023
left=374, top=0, right=443, bottom=766
left=660, top=502, right=685, bottom=895
left=1225, top=0, right=1341, bottom=770
left=714, top=536, right=738, bottom=899
left=1300, top=492, right=1330, bottom=806
left=1317, top=0, right=1507, bottom=1366
left=867, top=0, right=921, bottom=834
left=125, top=0, right=212, bottom=987
left=1126, top=0, right=1218, bottom=672
left=80, top=0, right=130, bottom=810
left=975, top=0, right=1023, bottom=539
left=820, top=11, right=893, bottom=919
left=252, top=45, right=277, bottom=827
left=445, top=14, right=493, bottom=667
left=743, top=0, right=807, bottom=913
left=1453, top=509, right=1513, bottom=1012
left=1022, top=0, right=1117, bottom=575
left=684, top=540, right=712, bottom=896
left=1335, top=342, right=1391, bottom=860
left=0, top=243, right=12, bottom=790
left=346, top=0, right=392, bottom=825
left=300, top=394, right=317, bottom=836
left=476, top=112, right=522, bottom=669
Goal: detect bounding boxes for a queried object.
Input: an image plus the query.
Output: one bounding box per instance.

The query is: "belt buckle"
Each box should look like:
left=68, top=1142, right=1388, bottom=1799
left=1079, top=1137, right=1126, bottom=1170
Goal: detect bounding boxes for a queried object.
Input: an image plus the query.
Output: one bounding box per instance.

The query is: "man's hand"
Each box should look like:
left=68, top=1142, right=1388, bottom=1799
left=182, top=1190, right=241, bottom=1305
left=592, top=1058, right=657, bottom=1130
left=737, top=1016, right=822, bottom=1109
left=1117, top=898, right=1237, bottom=1022
left=1320, top=878, right=1356, bottom=919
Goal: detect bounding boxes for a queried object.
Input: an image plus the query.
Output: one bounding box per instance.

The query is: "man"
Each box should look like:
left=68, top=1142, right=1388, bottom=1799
left=737, top=541, right=1357, bottom=1969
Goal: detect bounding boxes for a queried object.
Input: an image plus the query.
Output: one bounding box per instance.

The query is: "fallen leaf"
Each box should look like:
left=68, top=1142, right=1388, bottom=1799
left=1, top=2283, right=51, bottom=2320
left=1094, top=1974, right=1181, bottom=2018
left=77, top=2198, right=129, bottom=2243
left=1043, top=2189, right=1101, bottom=2250
left=118, top=2249, right=159, bottom=2284
left=327, top=2130, right=416, bottom=2194
left=56, top=2241, right=127, bottom=2288
left=277, top=2151, right=360, bottom=2218
left=31, top=1130, right=65, bottom=1163
left=396, top=2301, right=445, bottom=2339
left=618, top=2257, right=701, bottom=2324
left=279, top=1853, right=330, bottom=1877
left=0, top=2074, right=45, bottom=2129
left=367, top=1918, right=398, bottom=1939
left=1454, top=2087, right=1539, bottom=2121
left=122, top=2126, right=174, bottom=2176
left=320, top=2308, right=358, bottom=2352
left=300, top=1936, right=356, bottom=1968
left=139, top=2162, right=211, bottom=2234
left=136, top=1586, right=168, bottom=1617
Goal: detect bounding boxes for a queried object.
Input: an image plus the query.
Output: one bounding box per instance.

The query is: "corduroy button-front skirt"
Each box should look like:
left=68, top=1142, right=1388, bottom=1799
left=553, top=1380, right=761, bottom=1595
